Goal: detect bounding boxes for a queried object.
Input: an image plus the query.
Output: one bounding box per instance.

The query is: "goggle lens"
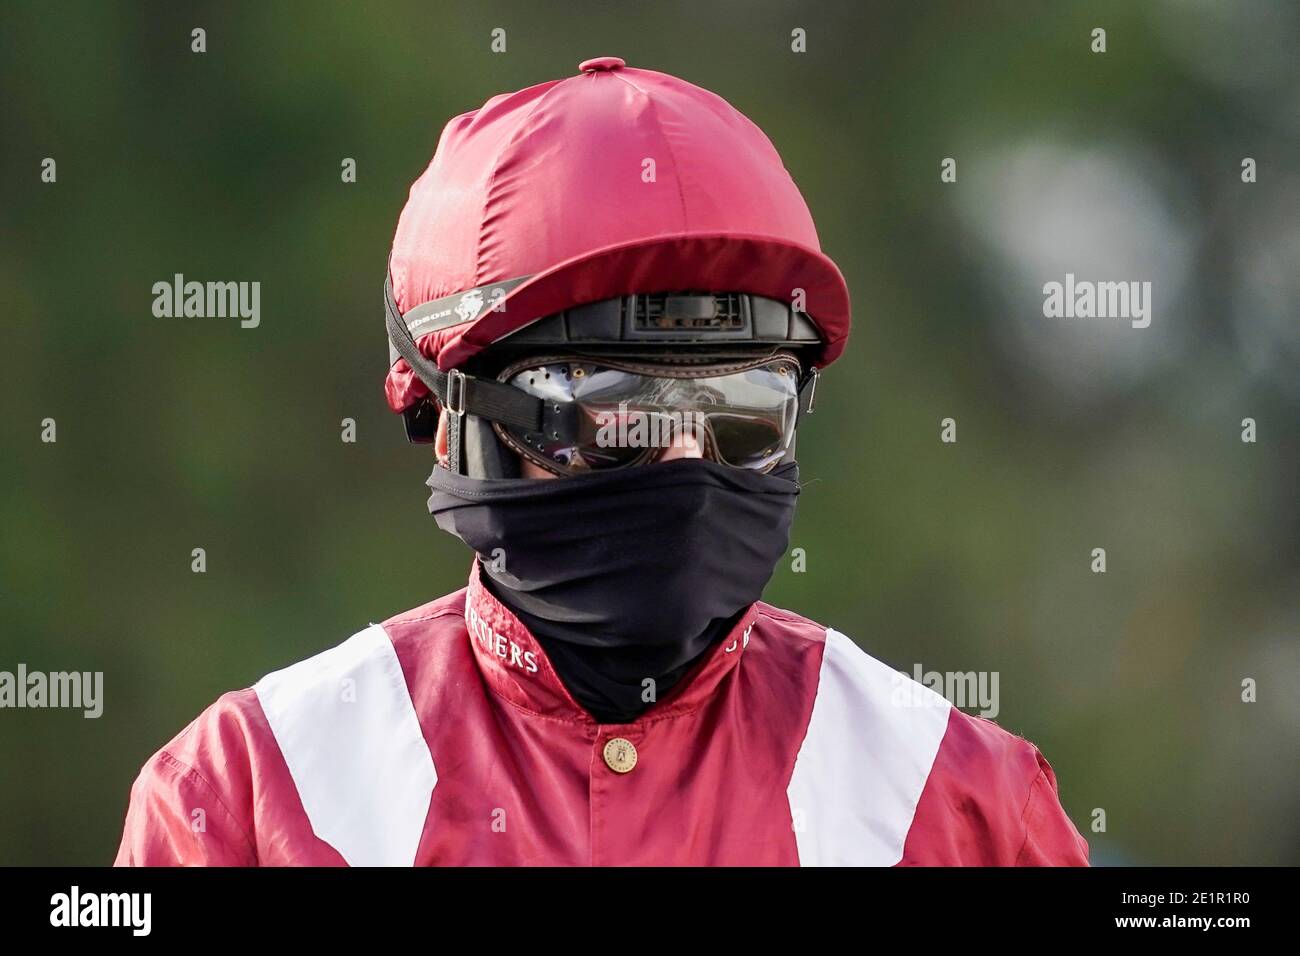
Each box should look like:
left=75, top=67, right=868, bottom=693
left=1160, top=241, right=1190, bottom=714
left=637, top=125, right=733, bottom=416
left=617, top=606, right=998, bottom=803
left=495, top=357, right=802, bottom=475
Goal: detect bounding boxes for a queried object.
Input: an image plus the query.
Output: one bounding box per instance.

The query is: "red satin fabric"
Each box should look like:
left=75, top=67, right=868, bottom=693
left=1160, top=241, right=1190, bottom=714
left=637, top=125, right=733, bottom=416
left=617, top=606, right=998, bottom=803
left=115, top=566, right=1088, bottom=866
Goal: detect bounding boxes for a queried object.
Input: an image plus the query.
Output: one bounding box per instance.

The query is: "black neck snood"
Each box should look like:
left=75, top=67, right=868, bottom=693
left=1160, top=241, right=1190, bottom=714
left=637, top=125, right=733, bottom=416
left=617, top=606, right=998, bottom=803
left=426, top=458, right=800, bottom=724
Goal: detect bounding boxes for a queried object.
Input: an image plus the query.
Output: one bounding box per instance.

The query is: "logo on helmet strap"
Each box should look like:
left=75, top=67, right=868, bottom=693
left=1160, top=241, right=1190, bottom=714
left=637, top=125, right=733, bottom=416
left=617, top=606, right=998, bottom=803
left=456, top=289, right=485, bottom=323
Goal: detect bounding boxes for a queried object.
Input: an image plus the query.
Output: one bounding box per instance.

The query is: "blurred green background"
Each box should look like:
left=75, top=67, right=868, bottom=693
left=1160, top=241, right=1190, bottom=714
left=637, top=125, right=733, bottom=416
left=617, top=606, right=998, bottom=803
left=2, top=0, right=1297, bottom=866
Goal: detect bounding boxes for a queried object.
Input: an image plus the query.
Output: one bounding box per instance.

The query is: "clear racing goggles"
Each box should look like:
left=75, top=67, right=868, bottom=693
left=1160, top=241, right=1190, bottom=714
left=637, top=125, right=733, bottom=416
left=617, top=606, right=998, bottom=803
left=492, top=353, right=814, bottom=477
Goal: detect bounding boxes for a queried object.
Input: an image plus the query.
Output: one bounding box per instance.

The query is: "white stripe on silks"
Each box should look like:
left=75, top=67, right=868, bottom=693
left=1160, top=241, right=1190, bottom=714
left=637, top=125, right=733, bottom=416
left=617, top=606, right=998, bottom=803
left=254, top=625, right=437, bottom=866
left=786, top=628, right=952, bottom=866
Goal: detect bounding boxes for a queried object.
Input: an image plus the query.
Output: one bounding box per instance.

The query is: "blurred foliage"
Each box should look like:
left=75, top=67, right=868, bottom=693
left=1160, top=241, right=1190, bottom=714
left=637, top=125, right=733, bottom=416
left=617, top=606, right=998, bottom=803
left=1, top=0, right=1297, bottom=865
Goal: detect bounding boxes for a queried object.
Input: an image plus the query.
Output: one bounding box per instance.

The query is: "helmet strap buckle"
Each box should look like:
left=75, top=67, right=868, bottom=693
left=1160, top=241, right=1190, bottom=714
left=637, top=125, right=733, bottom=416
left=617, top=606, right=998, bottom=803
left=445, top=368, right=468, bottom=417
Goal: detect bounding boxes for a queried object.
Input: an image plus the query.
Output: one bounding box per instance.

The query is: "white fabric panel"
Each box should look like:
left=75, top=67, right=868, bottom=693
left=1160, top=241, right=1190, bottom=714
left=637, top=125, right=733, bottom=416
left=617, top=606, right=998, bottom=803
left=254, top=625, right=437, bottom=866
left=786, top=628, right=952, bottom=866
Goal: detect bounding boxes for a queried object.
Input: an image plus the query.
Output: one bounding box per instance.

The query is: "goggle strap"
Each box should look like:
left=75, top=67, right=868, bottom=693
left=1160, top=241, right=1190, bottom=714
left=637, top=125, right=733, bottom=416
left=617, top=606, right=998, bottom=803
left=798, top=366, right=819, bottom=415
left=385, top=267, right=544, bottom=432
left=388, top=255, right=823, bottom=468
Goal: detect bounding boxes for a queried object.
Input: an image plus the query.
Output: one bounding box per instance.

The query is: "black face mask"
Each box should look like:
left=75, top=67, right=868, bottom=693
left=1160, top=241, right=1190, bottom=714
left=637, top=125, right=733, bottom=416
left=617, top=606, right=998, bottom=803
left=426, top=458, right=800, bottom=724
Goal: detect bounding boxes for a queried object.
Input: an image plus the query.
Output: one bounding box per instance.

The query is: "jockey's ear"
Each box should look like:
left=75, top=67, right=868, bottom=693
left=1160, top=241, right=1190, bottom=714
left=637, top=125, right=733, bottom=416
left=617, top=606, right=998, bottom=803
left=434, top=409, right=448, bottom=468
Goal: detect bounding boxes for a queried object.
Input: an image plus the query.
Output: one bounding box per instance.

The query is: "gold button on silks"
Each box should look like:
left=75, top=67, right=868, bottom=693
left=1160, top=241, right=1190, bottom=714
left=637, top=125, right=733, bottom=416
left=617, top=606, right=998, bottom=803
left=603, top=737, right=638, bottom=774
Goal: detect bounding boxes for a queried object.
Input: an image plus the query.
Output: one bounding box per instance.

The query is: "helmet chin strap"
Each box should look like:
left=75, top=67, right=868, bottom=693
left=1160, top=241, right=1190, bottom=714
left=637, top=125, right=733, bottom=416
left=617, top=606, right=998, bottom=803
left=384, top=269, right=544, bottom=474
